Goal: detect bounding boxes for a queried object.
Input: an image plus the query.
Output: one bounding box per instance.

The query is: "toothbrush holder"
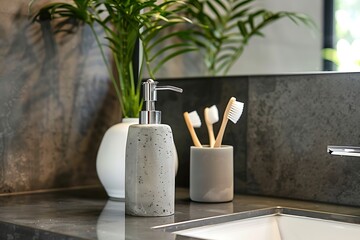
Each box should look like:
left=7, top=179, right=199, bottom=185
left=190, top=145, right=234, bottom=203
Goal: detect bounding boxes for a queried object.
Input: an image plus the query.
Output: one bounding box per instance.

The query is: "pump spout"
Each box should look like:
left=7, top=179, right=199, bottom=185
left=156, top=85, right=183, bottom=93
left=140, top=79, right=182, bottom=124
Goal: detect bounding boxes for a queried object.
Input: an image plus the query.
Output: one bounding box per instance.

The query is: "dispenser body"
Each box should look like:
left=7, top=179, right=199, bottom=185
left=125, top=124, right=176, bottom=216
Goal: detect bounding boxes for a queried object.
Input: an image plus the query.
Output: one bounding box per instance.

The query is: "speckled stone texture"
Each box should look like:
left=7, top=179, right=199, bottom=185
left=125, top=124, right=175, bottom=216
left=157, top=77, right=248, bottom=193
left=247, top=72, right=360, bottom=206
left=0, top=2, right=118, bottom=193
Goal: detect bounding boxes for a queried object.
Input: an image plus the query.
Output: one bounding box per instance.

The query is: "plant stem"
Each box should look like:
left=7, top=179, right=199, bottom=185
left=90, top=25, right=125, bottom=116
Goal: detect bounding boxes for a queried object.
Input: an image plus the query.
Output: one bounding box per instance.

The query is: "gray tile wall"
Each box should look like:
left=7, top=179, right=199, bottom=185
left=0, top=2, right=118, bottom=193
left=247, top=73, right=360, bottom=206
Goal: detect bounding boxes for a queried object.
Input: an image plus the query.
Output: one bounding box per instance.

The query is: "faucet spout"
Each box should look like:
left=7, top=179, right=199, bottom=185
left=327, top=145, right=360, bottom=157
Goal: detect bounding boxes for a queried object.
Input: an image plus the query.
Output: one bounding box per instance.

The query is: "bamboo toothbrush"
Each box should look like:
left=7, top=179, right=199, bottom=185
left=183, top=111, right=202, bottom=147
left=214, top=97, right=244, bottom=148
left=204, top=105, right=219, bottom=148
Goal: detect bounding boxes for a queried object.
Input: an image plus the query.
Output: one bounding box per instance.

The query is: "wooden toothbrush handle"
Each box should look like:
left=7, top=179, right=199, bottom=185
left=213, top=118, right=228, bottom=148
left=214, top=97, right=235, bottom=147
left=208, top=123, right=215, bottom=148
left=205, top=108, right=216, bottom=147
left=183, top=112, right=202, bottom=147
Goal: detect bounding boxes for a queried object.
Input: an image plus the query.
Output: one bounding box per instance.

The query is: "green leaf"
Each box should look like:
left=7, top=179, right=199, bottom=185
left=230, top=8, right=250, bottom=21
left=206, top=0, right=225, bottom=25
left=153, top=48, right=198, bottom=74
left=237, top=21, right=248, bottom=37
left=149, top=43, right=194, bottom=62
left=232, top=0, right=253, bottom=11
left=249, top=10, right=266, bottom=30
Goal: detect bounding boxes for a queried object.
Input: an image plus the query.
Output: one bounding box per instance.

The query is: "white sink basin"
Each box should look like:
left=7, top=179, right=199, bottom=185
left=175, top=214, right=360, bottom=240
left=154, top=207, right=360, bottom=240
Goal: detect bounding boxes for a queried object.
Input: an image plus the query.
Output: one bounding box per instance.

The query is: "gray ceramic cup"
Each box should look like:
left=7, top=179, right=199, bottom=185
left=190, top=145, right=233, bottom=202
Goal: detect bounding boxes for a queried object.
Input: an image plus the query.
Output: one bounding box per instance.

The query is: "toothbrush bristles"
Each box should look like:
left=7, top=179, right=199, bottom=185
left=208, top=105, right=219, bottom=124
left=188, top=111, right=201, bottom=128
left=228, top=101, right=244, bottom=124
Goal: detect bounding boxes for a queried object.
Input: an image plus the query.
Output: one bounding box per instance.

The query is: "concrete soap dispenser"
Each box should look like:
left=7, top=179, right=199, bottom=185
left=125, top=79, right=182, bottom=217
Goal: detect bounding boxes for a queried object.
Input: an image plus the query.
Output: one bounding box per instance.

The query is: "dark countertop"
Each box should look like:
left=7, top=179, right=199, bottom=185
left=0, top=187, right=360, bottom=239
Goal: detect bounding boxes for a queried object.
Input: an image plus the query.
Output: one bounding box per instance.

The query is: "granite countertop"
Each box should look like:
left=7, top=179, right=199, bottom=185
left=0, top=187, right=360, bottom=240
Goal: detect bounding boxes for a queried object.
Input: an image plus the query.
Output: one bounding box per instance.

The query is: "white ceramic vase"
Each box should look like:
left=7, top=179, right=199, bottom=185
left=96, top=118, right=138, bottom=199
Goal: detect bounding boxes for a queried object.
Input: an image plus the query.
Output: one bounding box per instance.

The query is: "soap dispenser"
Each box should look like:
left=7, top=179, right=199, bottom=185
left=125, top=79, right=182, bottom=217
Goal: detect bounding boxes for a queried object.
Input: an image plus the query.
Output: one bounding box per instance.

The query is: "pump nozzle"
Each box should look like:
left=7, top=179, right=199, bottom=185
left=140, top=79, right=183, bottom=124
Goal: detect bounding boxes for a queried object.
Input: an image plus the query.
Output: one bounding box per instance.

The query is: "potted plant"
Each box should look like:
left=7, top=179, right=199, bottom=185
left=29, top=0, right=312, bottom=198
left=30, top=0, right=196, bottom=117
left=29, top=0, right=195, bottom=199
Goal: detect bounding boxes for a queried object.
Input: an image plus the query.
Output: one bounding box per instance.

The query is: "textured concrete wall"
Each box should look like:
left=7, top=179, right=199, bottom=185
left=247, top=72, right=360, bottom=206
left=0, top=1, right=118, bottom=193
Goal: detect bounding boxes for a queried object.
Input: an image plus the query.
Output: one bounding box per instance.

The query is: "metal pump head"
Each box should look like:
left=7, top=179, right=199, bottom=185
left=140, top=79, right=183, bottom=124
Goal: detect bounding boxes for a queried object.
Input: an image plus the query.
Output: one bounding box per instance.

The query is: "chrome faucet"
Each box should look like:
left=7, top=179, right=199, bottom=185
left=327, top=145, right=360, bottom=157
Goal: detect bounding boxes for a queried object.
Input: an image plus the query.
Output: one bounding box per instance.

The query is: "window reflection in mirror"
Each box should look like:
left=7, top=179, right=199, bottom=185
left=157, top=1, right=323, bottom=77
left=330, top=0, right=360, bottom=71
left=155, top=1, right=360, bottom=78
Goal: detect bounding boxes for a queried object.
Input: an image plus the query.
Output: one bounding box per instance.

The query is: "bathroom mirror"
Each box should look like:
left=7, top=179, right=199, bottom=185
left=154, top=0, right=360, bottom=78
